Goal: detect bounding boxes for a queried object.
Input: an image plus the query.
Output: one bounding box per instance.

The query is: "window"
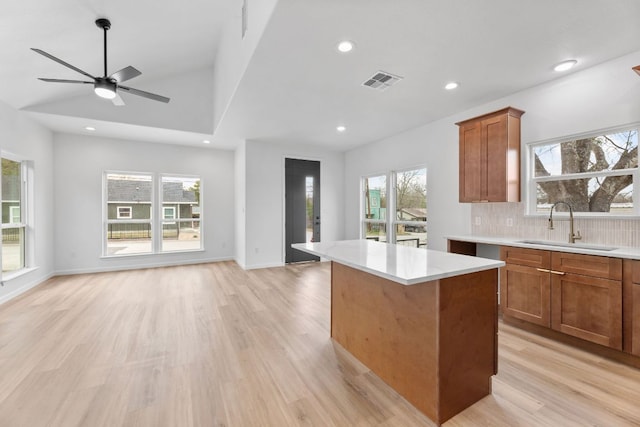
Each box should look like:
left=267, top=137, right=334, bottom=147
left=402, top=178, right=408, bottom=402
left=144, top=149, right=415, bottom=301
left=162, top=207, right=176, bottom=220
left=362, top=167, right=427, bottom=247
left=1, top=157, right=27, bottom=273
left=393, top=168, right=427, bottom=248
left=105, top=173, right=153, bottom=255
left=528, top=126, right=639, bottom=216
left=363, top=174, right=387, bottom=242
left=161, top=175, right=201, bottom=252
left=104, top=173, right=202, bottom=256
left=116, top=206, right=132, bottom=219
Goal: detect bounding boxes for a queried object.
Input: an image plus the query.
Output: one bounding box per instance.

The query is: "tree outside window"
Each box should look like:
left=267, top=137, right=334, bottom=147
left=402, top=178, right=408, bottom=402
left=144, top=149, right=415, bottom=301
left=531, top=128, right=638, bottom=214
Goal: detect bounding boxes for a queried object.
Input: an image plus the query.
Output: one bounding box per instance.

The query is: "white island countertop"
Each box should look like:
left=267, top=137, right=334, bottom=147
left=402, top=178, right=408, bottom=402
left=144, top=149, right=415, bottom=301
left=292, top=239, right=504, bottom=285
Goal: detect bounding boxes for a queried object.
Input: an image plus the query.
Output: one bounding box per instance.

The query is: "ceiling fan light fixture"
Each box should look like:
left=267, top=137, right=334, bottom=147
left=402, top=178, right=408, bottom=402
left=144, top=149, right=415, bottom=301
left=94, top=78, right=117, bottom=99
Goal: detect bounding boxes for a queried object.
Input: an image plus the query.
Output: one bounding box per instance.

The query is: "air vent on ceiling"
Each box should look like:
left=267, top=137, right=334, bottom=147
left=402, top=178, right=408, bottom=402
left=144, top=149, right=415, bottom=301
left=362, top=71, right=403, bottom=91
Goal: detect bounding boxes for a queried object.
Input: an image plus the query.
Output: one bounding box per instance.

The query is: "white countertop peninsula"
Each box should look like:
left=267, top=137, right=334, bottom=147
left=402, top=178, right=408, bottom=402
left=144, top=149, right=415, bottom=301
left=292, top=239, right=504, bottom=285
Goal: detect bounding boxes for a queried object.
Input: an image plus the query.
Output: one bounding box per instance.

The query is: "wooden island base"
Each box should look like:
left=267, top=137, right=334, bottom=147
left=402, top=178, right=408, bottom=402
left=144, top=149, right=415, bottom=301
left=331, top=262, right=498, bottom=425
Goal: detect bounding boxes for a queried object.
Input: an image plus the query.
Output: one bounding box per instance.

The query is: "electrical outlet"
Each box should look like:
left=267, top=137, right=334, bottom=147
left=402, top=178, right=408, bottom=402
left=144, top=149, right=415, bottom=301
left=506, top=218, right=513, bottom=227
left=474, top=216, right=481, bottom=226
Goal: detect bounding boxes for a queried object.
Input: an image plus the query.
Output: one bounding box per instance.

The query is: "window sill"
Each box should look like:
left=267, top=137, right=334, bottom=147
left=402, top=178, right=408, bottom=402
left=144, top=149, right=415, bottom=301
left=100, top=248, right=205, bottom=259
left=2, top=266, right=39, bottom=282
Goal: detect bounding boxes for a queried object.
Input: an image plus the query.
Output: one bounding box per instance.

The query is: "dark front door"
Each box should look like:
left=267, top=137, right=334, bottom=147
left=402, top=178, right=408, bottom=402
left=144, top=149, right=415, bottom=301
left=285, top=158, right=320, bottom=263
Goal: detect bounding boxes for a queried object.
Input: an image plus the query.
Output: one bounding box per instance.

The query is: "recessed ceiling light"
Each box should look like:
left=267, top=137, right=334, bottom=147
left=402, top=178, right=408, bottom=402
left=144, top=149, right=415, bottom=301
left=85, top=126, right=96, bottom=131
left=553, top=59, right=577, bottom=72
left=337, top=40, right=354, bottom=53
left=336, top=125, right=346, bottom=133
left=203, top=140, right=211, bottom=144
left=444, top=82, right=459, bottom=90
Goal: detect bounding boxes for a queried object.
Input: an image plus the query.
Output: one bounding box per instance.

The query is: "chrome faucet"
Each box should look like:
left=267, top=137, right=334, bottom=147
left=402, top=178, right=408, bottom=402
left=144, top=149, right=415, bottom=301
left=548, top=201, right=582, bottom=243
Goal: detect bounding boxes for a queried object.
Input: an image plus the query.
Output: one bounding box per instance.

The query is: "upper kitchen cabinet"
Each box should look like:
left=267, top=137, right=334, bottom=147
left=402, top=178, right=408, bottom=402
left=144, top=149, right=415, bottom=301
left=456, top=107, right=525, bottom=203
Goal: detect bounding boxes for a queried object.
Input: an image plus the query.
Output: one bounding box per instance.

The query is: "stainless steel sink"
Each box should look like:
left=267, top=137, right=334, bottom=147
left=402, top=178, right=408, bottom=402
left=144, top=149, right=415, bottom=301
left=516, top=240, right=618, bottom=251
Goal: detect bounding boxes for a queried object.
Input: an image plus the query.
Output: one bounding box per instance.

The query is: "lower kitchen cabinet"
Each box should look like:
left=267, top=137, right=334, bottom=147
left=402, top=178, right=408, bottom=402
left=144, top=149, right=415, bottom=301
left=551, top=272, right=622, bottom=349
left=501, top=246, right=623, bottom=350
left=501, top=263, right=550, bottom=327
left=631, top=261, right=640, bottom=356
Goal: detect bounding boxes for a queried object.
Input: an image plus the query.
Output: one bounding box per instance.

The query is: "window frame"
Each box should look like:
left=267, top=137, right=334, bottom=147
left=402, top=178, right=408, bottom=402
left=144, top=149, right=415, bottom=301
left=361, top=172, right=389, bottom=243
left=525, top=124, right=640, bottom=218
left=360, top=165, right=427, bottom=248
left=1, top=154, right=30, bottom=276
left=392, top=166, right=427, bottom=248
left=159, top=174, right=202, bottom=253
left=104, top=171, right=154, bottom=256
left=103, top=172, right=204, bottom=257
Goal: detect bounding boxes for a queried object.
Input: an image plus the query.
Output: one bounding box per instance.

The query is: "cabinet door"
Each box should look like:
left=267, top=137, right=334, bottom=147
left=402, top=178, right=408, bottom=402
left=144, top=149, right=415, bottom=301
left=458, top=121, right=482, bottom=202
left=482, top=114, right=508, bottom=202
left=501, top=263, right=551, bottom=327
left=631, top=261, right=640, bottom=356
left=551, top=273, right=622, bottom=349
left=633, top=284, right=640, bottom=356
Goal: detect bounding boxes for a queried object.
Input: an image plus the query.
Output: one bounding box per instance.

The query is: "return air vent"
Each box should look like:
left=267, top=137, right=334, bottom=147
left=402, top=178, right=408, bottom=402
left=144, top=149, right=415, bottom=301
left=362, top=71, right=403, bottom=91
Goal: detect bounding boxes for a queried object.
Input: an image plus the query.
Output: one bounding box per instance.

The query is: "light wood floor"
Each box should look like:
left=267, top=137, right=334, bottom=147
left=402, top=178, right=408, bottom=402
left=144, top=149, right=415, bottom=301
left=1, top=261, right=640, bottom=426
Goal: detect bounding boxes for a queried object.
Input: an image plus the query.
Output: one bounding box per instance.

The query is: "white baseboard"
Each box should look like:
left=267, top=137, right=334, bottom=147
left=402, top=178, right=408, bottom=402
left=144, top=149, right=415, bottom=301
left=54, top=256, right=236, bottom=276
left=0, top=272, right=55, bottom=306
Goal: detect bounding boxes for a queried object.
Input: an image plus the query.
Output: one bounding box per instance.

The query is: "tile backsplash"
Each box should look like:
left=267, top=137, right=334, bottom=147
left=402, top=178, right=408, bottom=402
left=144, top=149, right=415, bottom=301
left=471, top=203, right=640, bottom=248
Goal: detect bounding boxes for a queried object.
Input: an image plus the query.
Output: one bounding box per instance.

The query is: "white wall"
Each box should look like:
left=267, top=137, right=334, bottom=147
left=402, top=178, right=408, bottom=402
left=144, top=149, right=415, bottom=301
left=243, top=140, right=344, bottom=269
left=53, top=133, right=235, bottom=274
left=234, top=140, right=247, bottom=267
left=345, top=49, right=640, bottom=251
left=213, top=0, right=279, bottom=132
left=0, top=101, right=55, bottom=304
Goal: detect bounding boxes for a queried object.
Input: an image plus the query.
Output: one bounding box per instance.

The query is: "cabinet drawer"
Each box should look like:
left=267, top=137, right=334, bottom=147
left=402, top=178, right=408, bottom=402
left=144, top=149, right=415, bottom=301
left=551, top=251, right=622, bottom=280
left=500, top=246, right=550, bottom=269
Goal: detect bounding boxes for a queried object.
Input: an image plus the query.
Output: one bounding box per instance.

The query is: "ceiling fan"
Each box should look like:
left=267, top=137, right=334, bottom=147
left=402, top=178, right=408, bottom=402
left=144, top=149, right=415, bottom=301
left=32, top=18, right=170, bottom=105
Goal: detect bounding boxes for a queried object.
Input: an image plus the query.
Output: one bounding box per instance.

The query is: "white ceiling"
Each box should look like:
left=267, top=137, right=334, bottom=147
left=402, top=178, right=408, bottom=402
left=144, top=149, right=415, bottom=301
left=3, top=0, right=640, bottom=151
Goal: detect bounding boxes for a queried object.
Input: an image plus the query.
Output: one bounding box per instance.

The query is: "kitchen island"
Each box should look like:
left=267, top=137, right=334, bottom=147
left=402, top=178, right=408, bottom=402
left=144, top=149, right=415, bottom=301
left=292, top=240, right=504, bottom=425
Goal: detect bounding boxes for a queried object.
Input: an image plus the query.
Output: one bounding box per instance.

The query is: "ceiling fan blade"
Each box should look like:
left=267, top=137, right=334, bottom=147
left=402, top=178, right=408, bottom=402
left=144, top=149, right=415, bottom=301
left=38, top=78, right=94, bottom=84
left=112, top=93, right=126, bottom=106
left=109, top=66, right=141, bottom=83
left=119, top=85, right=170, bottom=103
left=31, top=48, right=96, bottom=80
